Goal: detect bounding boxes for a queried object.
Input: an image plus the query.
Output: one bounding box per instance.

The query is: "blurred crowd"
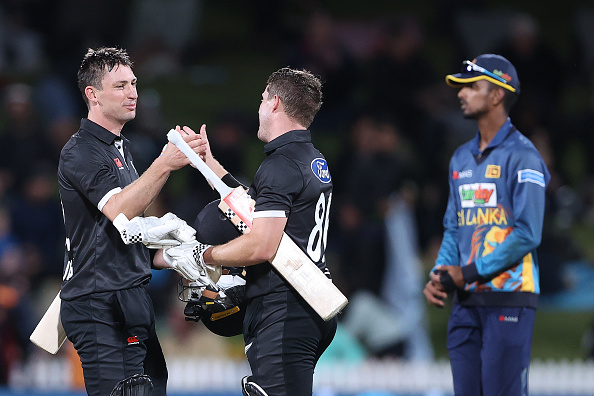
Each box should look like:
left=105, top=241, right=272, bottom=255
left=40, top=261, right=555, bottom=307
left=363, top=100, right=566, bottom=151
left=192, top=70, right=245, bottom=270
left=2, top=0, right=594, bottom=387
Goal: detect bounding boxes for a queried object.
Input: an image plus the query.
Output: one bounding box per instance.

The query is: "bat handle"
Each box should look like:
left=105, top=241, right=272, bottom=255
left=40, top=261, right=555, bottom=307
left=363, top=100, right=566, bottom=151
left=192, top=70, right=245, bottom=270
left=167, top=129, right=232, bottom=196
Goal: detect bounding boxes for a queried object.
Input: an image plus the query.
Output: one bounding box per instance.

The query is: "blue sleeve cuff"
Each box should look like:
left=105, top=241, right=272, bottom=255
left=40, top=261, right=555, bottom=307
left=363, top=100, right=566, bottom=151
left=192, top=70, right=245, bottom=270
left=462, top=263, right=481, bottom=283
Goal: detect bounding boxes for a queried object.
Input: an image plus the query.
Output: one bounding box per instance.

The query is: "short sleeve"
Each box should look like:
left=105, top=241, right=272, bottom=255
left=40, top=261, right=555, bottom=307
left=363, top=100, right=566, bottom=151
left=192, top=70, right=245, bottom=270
left=60, top=144, right=123, bottom=208
left=253, top=154, right=303, bottom=215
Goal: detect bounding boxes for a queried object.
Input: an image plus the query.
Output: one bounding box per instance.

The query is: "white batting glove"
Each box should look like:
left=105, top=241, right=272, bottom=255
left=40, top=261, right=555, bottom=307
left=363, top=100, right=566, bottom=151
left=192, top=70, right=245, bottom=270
left=113, top=213, right=196, bottom=249
left=158, top=213, right=196, bottom=245
left=163, top=241, right=221, bottom=287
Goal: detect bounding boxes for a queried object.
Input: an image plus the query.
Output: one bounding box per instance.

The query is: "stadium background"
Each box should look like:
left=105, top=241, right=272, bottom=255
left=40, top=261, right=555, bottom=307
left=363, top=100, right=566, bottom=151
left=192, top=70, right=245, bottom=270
left=1, top=0, right=594, bottom=395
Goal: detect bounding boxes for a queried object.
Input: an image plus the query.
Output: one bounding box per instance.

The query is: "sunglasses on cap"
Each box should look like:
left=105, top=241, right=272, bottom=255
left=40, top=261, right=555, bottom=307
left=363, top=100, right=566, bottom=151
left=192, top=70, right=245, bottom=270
left=462, top=60, right=508, bottom=84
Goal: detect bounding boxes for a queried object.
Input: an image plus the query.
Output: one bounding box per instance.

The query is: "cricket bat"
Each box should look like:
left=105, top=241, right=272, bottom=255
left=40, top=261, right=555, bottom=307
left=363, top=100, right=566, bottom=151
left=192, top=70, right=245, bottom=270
left=30, top=291, right=67, bottom=354
left=168, top=130, right=348, bottom=320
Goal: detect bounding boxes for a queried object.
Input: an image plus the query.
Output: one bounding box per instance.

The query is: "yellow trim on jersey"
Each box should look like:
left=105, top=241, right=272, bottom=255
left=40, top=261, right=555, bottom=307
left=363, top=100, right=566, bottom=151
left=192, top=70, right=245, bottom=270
left=521, top=253, right=535, bottom=292
left=445, top=75, right=517, bottom=93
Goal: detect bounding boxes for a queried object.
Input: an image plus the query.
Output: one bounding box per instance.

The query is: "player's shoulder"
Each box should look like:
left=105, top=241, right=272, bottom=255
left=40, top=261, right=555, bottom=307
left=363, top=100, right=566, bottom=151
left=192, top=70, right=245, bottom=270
left=503, top=130, right=545, bottom=162
left=262, top=151, right=301, bottom=170
left=507, top=130, right=538, bottom=151
left=60, top=130, right=106, bottom=163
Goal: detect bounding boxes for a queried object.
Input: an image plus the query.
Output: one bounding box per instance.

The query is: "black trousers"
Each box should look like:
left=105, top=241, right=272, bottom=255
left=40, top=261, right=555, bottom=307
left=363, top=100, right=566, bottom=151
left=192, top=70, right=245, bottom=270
left=243, top=289, right=337, bottom=396
left=61, top=285, right=168, bottom=396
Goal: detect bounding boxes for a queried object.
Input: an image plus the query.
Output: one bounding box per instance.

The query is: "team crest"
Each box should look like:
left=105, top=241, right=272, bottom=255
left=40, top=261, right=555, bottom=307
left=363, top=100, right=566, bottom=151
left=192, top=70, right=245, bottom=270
left=485, top=165, right=501, bottom=178
left=311, top=158, right=331, bottom=183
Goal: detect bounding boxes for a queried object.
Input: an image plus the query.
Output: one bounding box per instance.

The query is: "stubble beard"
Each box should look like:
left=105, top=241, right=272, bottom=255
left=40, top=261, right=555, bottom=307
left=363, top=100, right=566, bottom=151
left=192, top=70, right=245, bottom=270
left=462, top=106, right=488, bottom=120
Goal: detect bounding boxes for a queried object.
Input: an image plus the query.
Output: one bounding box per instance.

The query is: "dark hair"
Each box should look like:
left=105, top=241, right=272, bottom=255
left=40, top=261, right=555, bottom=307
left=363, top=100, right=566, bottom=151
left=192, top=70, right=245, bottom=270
left=77, top=47, right=133, bottom=107
left=266, top=67, right=323, bottom=128
left=502, top=89, right=518, bottom=114
left=487, top=83, right=518, bottom=115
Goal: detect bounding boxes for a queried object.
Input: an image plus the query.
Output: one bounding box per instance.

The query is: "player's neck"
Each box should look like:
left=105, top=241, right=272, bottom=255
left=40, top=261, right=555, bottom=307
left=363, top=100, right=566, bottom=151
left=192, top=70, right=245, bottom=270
left=88, top=112, right=125, bottom=136
left=477, top=113, right=507, bottom=151
left=268, top=117, right=306, bottom=141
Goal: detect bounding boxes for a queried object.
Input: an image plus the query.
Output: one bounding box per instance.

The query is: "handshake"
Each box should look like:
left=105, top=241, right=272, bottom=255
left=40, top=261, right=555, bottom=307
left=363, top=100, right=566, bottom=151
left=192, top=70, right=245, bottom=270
left=113, top=213, right=220, bottom=288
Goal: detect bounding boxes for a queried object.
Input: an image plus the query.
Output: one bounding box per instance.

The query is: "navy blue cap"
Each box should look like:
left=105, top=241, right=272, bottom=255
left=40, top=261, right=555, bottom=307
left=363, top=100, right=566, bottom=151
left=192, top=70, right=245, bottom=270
left=446, top=54, right=520, bottom=94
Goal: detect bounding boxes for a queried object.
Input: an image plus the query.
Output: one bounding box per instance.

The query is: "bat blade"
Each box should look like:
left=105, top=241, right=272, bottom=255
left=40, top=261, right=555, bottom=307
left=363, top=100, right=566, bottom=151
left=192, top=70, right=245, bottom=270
left=272, top=233, right=348, bottom=320
left=220, top=187, right=254, bottom=231
left=30, top=292, right=67, bottom=354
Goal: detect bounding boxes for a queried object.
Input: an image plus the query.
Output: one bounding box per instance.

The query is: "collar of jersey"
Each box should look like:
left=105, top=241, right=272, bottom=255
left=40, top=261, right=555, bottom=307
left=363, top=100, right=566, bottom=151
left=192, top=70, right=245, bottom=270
left=264, top=130, right=311, bottom=154
left=471, top=118, right=514, bottom=156
left=81, top=118, right=127, bottom=145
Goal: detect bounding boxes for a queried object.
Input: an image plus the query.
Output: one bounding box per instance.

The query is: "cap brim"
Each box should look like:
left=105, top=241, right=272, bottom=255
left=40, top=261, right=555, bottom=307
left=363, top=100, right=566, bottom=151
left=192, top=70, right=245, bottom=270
left=445, top=74, right=517, bottom=93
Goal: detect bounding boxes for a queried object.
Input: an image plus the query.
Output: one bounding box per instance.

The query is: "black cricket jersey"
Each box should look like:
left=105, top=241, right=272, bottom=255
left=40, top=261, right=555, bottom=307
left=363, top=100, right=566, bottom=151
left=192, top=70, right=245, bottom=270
left=245, top=130, right=333, bottom=299
left=58, top=118, right=151, bottom=301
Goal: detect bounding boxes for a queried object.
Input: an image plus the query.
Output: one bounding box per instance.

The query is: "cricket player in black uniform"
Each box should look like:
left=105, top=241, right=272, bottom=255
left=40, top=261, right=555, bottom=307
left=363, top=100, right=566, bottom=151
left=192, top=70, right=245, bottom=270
left=58, top=47, right=203, bottom=396
left=162, top=68, right=337, bottom=396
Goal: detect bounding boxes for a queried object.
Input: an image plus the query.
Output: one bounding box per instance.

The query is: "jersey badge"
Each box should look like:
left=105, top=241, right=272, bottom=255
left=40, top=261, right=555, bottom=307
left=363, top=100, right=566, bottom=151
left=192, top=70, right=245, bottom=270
left=518, top=169, right=545, bottom=187
left=311, top=158, right=331, bottom=183
left=114, top=158, right=124, bottom=169
left=485, top=165, right=501, bottom=178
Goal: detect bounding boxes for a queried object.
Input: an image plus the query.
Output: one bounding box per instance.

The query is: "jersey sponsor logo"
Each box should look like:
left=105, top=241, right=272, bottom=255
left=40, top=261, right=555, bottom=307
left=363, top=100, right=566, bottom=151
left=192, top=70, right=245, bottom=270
left=499, top=315, right=518, bottom=323
left=518, top=169, right=545, bottom=187
left=453, top=169, right=472, bottom=179
left=493, top=69, right=512, bottom=83
left=459, top=183, right=497, bottom=207
left=127, top=336, right=140, bottom=345
left=114, top=158, right=124, bottom=169
left=485, top=165, right=501, bottom=178
left=311, top=158, right=331, bottom=183
left=457, top=206, right=508, bottom=227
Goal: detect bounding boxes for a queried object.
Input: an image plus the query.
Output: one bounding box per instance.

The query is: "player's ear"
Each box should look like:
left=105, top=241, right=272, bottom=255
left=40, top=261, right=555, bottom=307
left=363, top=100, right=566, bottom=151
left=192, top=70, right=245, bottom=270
left=271, top=95, right=282, bottom=112
left=85, top=86, right=97, bottom=103
left=491, top=86, right=505, bottom=106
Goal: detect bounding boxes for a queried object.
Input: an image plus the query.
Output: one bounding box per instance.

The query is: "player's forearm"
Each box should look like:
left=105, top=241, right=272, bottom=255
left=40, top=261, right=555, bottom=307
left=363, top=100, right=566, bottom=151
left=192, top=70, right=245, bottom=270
left=102, top=156, right=172, bottom=220
left=205, top=234, right=273, bottom=267
left=433, top=227, right=459, bottom=270
left=205, top=218, right=285, bottom=267
left=474, top=226, right=538, bottom=279
left=205, top=156, right=229, bottom=180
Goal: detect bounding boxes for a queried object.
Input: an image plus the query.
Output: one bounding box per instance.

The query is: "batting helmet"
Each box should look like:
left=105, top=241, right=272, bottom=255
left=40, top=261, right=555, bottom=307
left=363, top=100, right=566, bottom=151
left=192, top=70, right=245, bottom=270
left=187, top=199, right=246, bottom=337
left=194, top=199, right=242, bottom=245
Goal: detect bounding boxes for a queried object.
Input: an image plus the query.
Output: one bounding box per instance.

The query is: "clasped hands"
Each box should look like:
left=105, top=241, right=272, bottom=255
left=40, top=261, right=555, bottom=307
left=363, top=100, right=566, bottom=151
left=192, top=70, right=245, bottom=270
left=423, top=265, right=465, bottom=308
left=113, top=212, right=219, bottom=287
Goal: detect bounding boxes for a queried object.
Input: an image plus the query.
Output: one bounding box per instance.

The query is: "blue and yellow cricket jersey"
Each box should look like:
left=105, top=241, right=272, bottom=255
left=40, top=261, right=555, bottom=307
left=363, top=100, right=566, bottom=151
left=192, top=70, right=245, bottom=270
left=432, top=118, right=550, bottom=307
